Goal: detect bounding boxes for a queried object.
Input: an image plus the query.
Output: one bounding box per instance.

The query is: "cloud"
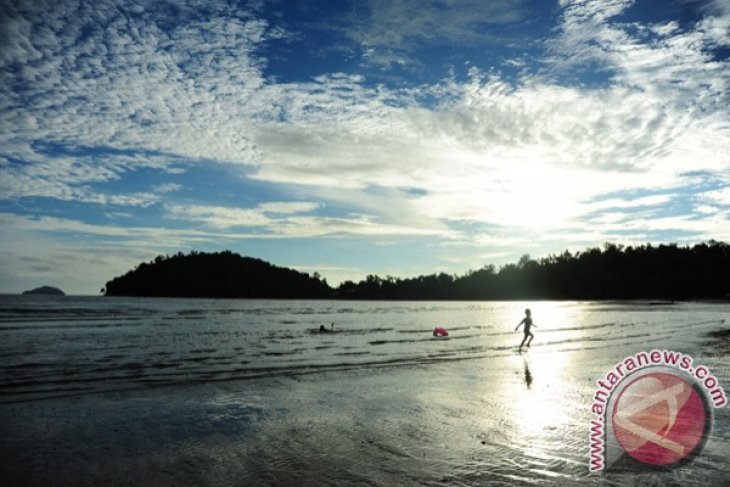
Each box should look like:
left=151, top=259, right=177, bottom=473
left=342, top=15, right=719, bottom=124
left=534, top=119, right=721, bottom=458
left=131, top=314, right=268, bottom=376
left=262, top=2, right=729, bottom=234
left=0, top=211, right=208, bottom=242
left=166, top=204, right=273, bottom=228
left=698, top=185, right=730, bottom=207
left=3, top=0, right=727, bottom=220
left=550, top=0, right=730, bottom=100
left=0, top=210, right=215, bottom=293
left=251, top=67, right=728, bottom=233
left=0, top=144, right=186, bottom=205
left=0, top=0, right=273, bottom=183
left=165, top=202, right=449, bottom=238
left=150, top=182, right=182, bottom=194
left=346, top=0, right=526, bottom=67
left=588, top=194, right=674, bottom=211
left=257, top=201, right=321, bottom=213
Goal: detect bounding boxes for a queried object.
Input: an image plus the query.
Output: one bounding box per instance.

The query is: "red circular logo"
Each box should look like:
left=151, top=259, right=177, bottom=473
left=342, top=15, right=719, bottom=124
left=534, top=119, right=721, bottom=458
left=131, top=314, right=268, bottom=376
left=611, top=372, right=709, bottom=466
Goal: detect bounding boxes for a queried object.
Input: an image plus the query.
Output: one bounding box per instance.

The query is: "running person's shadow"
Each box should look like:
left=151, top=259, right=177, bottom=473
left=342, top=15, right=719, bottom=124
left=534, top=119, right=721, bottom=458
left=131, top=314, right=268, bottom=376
left=522, top=354, right=533, bottom=389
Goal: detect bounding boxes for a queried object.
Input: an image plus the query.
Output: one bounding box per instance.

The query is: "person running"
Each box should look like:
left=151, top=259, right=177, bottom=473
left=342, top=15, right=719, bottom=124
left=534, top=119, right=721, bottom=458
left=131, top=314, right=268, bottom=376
left=515, top=308, right=536, bottom=350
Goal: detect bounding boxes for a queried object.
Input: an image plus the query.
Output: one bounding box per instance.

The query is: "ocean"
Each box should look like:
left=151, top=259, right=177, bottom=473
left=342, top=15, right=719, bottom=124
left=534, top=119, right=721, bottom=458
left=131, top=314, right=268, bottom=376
left=1, top=296, right=728, bottom=485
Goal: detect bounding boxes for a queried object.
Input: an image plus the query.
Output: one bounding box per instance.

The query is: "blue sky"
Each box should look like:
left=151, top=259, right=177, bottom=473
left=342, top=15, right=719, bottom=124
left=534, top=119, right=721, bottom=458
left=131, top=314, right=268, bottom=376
left=1, top=0, right=729, bottom=294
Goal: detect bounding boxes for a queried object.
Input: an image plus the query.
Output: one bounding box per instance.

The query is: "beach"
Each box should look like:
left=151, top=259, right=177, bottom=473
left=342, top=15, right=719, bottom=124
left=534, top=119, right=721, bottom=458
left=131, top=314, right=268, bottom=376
left=1, top=297, right=728, bottom=486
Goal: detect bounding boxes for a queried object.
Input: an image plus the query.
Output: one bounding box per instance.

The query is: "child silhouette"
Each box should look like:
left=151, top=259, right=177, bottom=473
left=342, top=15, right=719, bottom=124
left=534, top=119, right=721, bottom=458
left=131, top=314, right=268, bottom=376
left=515, top=308, right=536, bottom=351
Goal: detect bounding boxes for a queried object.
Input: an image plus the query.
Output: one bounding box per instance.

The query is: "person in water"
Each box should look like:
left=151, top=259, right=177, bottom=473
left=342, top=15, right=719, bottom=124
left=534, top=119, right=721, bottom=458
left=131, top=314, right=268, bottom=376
left=515, top=308, right=536, bottom=350
left=319, top=323, right=335, bottom=333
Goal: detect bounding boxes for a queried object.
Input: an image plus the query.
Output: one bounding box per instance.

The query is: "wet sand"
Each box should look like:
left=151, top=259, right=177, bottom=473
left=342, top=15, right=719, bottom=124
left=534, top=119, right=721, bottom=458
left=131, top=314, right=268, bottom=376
left=1, top=299, right=728, bottom=485
left=3, top=346, right=728, bottom=486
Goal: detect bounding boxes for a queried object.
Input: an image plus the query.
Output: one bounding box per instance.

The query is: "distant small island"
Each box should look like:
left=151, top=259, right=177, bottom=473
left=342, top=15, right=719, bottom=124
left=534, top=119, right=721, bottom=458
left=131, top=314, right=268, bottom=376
left=22, top=285, right=66, bottom=296
left=104, top=242, right=730, bottom=300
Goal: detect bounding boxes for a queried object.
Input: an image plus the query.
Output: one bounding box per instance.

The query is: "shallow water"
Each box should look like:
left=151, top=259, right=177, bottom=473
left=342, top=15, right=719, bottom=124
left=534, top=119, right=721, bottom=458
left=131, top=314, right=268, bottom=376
left=1, top=296, right=728, bottom=485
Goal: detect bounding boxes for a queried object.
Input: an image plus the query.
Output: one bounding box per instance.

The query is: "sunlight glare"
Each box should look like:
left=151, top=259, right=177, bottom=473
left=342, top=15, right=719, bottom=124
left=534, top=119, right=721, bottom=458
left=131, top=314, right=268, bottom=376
left=485, top=162, right=585, bottom=229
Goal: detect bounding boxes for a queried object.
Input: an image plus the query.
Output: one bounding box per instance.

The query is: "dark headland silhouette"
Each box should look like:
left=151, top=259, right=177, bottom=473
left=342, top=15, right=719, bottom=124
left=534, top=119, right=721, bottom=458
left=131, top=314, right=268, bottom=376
left=104, top=251, right=331, bottom=298
left=22, top=285, right=65, bottom=296
left=104, top=241, right=730, bottom=300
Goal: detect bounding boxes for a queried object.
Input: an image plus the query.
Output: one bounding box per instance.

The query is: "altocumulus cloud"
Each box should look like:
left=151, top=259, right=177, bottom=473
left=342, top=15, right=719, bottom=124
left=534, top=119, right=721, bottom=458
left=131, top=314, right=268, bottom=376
left=0, top=0, right=729, bottom=293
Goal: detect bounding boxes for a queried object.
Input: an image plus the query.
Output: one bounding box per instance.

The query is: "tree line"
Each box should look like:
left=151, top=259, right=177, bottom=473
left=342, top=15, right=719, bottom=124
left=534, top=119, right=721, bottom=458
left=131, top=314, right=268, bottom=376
left=104, top=241, right=730, bottom=300
left=336, top=241, right=730, bottom=300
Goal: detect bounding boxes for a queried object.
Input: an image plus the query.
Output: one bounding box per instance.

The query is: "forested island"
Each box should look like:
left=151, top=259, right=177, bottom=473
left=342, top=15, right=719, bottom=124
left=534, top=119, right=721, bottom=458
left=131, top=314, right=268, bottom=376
left=104, top=251, right=331, bottom=298
left=104, top=241, right=730, bottom=300
left=22, top=285, right=65, bottom=296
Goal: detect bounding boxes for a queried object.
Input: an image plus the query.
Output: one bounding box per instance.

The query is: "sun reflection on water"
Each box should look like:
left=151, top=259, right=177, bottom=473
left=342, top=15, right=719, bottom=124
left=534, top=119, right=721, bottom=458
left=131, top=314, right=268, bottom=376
left=512, top=351, right=572, bottom=434
left=485, top=302, right=591, bottom=467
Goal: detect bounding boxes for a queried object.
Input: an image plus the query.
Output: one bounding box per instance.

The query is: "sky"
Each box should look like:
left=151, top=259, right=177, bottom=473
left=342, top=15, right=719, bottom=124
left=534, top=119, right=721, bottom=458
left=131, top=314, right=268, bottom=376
left=1, top=0, right=729, bottom=295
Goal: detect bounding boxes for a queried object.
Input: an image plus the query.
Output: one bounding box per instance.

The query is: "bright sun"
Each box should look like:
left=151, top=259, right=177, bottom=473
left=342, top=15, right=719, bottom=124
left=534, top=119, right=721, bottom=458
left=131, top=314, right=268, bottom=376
left=482, top=162, right=587, bottom=229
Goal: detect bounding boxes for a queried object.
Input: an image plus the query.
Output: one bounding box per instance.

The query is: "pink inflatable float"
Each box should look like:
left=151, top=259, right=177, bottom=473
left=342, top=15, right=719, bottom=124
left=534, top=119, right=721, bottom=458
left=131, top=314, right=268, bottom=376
left=432, top=326, right=449, bottom=337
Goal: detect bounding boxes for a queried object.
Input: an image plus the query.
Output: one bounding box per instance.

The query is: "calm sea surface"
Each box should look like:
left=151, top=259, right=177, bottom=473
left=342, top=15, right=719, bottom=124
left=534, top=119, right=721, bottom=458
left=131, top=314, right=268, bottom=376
left=1, top=296, right=728, bottom=485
